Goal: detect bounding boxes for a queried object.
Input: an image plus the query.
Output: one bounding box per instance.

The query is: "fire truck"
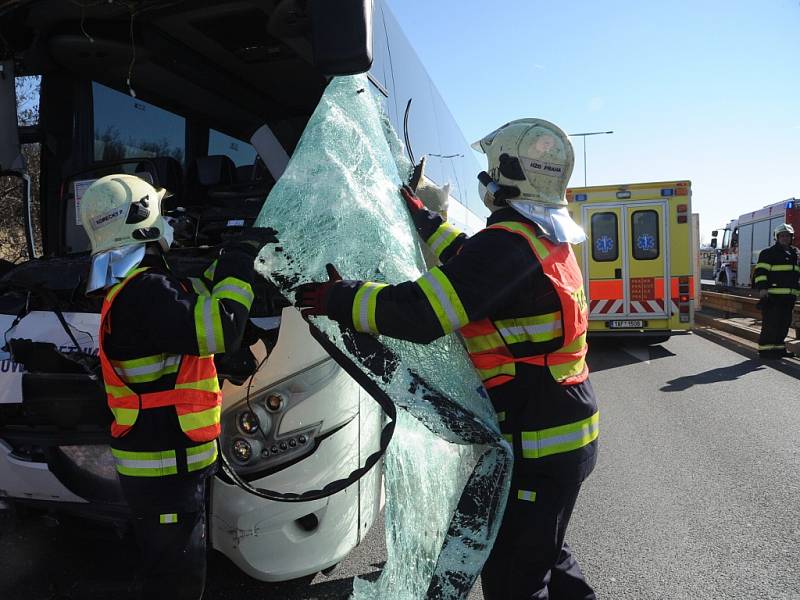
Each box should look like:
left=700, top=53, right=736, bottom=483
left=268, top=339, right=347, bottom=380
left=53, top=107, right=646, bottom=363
left=711, top=198, right=800, bottom=288
left=567, top=180, right=697, bottom=342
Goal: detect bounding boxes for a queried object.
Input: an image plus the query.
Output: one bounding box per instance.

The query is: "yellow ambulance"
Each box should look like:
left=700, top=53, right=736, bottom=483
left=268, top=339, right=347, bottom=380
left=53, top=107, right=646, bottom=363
left=566, top=181, right=696, bottom=342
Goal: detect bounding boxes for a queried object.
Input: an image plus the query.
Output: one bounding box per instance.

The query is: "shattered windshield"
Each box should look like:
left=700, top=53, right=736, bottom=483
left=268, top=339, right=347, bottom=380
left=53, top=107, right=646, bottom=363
left=255, top=74, right=512, bottom=599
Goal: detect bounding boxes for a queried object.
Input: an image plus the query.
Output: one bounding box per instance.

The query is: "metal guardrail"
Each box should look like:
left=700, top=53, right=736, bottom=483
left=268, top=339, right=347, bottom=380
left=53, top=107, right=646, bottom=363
left=700, top=291, right=800, bottom=325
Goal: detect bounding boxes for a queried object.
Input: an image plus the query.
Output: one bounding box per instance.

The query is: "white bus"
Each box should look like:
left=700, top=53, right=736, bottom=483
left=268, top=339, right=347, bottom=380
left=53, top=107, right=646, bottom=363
left=0, top=0, right=486, bottom=583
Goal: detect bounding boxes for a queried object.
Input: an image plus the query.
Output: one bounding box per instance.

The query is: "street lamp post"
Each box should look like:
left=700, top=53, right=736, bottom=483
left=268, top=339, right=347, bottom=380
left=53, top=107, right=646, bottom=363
left=568, top=131, right=613, bottom=187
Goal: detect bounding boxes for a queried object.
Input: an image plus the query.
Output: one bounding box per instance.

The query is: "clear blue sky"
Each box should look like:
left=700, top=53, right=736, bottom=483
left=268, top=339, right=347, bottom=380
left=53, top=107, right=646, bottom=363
left=387, top=0, right=800, bottom=243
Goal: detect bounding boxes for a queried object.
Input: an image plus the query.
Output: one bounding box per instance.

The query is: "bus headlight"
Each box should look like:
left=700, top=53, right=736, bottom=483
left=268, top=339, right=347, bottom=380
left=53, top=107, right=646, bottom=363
left=232, top=439, right=253, bottom=463
left=237, top=410, right=261, bottom=434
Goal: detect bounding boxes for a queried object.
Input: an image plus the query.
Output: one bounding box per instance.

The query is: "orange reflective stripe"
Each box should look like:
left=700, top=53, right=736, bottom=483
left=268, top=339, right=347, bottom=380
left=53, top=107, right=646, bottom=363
left=588, top=279, right=623, bottom=300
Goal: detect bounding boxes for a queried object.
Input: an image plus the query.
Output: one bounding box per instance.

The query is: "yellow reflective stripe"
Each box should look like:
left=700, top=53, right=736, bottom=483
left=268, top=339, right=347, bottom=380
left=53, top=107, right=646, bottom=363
left=521, top=411, right=599, bottom=459
left=416, top=268, right=469, bottom=334
left=547, top=333, right=588, bottom=381
left=754, top=276, right=768, bottom=283
left=491, top=222, right=550, bottom=259
left=477, top=362, right=516, bottom=381
left=517, top=489, right=537, bottom=503
left=186, top=441, right=218, bottom=472
left=549, top=357, right=586, bottom=382
left=203, top=260, right=218, bottom=281
left=758, top=344, right=786, bottom=350
left=426, top=222, right=462, bottom=259
left=352, top=282, right=389, bottom=333
left=178, top=405, right=221, bottom=432
left=503, top=433, right=513, bottom=445
left=754, top=262, right=772, bottom=271
left=770, top=265, right=795, bottom=272
left=175, top=376, right=221, bottom=393
left=496, top=411, right=506, bottom=423
left=195, top=296, right=225, bottom=355
left=110, top=406, right=138, bottom=426
left=111, top=447, right=178, bottom=477
left=767, top=288, right=794, bottom=295
left=213, top=277, right=254, bottom=310
left=496, top=312, right=563, bottom=344
left=160, top=513, right=178, bottom=524
left=111, top=354, right=181, bottom=383
left=105, top=384, right=133, bottom=399
left=463, top=330, right=506, bottom=353
left=560, top=332, right=587, bottom=354
left=188, top=277, right=210, bottom=296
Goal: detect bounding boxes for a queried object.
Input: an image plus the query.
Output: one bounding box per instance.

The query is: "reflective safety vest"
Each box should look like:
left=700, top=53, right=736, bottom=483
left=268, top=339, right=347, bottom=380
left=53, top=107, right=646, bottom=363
left=100, top=267, right=222, bottom=442
left=460, top=221, right=589, bottom=389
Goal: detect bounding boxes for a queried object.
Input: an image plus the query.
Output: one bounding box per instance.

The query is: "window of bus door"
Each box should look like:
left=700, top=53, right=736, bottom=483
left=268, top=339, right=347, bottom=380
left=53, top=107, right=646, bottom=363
left=586, top=208, right=624, bottom=314
left=626, top=206, right=667, bottom=316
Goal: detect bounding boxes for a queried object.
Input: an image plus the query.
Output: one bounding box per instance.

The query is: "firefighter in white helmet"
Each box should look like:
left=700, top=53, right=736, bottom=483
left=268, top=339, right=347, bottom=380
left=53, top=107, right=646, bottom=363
left=80, top=174, right=277, bottom=599
left=753, top=223, right=799, bottom=359
left=294, top=119, right=598, bottom=599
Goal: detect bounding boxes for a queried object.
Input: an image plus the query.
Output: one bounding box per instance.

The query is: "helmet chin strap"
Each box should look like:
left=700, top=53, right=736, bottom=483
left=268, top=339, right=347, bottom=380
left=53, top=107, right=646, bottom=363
left=477, top=171, right=520, bottom=207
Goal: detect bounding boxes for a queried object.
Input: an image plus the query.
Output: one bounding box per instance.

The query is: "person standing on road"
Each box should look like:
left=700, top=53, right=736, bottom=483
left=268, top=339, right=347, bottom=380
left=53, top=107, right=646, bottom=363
left=294, top=119, right=598, bottom=599
left=754, top=223, right=799, bottom=359
left=80, top=174, right=276, bottom=600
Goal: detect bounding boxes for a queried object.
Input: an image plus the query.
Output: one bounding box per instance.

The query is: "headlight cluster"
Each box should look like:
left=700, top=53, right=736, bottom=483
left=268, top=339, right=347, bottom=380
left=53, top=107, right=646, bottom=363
left=221, top=358, right=341, bottom=479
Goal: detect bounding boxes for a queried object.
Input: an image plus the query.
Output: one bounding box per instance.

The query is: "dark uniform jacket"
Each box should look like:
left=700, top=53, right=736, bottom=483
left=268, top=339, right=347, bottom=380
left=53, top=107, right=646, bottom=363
left=754, top=243, right=800, bottom=298
left=326, top=207, right=597, bottom=481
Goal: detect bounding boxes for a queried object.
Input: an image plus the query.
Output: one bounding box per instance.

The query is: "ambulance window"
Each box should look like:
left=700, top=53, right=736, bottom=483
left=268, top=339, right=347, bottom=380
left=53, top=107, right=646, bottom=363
left=92, top=82, right=186, bottom=164
left=208, top=129, right=257, bottom=167
left=631, top=210, right=659, bottom=260
left=591, top=212, right=618, bottom=262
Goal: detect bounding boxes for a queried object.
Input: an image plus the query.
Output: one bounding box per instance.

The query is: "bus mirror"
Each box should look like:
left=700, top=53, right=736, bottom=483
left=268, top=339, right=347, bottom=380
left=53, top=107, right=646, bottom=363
left=710, top=239, right=717, bottom=248
left=309, top=0, right=373, bottom=75
left=711, top=230, right=718, bottom=237
left=0, top=60, right=25, bottom=173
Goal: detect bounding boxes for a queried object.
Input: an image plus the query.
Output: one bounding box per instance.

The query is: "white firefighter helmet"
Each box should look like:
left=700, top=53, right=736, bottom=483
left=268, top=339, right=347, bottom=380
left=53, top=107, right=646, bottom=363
left=80, top=174, right=172, bottom=255
left=471, top=118, right=574, bottom=208
left=472, top=118, right=585, bottom=244
left=80, top=174, right=174, bottom=293
left=774, top=223, right=794, bottom=239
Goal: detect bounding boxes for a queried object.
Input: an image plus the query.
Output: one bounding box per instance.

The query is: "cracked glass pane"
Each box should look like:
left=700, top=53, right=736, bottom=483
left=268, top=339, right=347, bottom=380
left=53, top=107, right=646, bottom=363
left=255, top=74, right=511, bottom=599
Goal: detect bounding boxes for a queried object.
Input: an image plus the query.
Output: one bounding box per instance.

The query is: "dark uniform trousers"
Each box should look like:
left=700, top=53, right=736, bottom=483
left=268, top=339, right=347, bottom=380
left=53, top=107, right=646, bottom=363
left=759, top=296, right=796, bottom=357
left=118, top=462, right=214, bottom=600
left=482, top=475, right=595, bottom=600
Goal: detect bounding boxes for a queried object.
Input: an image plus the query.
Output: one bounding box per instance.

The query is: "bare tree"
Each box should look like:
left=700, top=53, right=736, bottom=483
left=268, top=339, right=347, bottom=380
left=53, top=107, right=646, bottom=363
left=0, top=76, right=41, bottom=263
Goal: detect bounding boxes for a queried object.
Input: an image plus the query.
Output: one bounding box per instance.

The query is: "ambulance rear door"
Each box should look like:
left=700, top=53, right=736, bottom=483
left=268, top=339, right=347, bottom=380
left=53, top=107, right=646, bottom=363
left=583, top=201, right=669, bottom=329
left=624, top=202, right=669, bottom=323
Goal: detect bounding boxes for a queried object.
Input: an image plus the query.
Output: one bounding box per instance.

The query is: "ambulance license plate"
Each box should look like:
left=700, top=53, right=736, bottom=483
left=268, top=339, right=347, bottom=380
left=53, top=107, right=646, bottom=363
left=608, top=320, right=646, bottom=329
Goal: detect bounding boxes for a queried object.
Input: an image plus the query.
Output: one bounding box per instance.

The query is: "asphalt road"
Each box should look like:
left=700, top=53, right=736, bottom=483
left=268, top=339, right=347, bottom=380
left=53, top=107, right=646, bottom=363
left=2, top=333, right=799, bottom=599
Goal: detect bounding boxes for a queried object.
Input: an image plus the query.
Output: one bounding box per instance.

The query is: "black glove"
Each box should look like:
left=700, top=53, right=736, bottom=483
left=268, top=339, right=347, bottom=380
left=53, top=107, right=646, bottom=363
left=226, top=227, right=279, bottom=256
left=294, top=264, right=342, bottom=316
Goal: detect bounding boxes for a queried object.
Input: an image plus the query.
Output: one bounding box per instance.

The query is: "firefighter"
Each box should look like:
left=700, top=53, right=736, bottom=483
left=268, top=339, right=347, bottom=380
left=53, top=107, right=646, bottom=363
left=80, top=174, right=276, bottom=600
left=295, top=119, right=598, bottom=599
left=754, top=223, right=799, bottom=359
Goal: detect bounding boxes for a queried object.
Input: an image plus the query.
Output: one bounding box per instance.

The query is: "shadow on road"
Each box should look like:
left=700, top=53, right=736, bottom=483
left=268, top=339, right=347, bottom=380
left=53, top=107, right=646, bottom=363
left=660, top=359, right=765, bottom=392
left=587, top=340, right=676, bottom=373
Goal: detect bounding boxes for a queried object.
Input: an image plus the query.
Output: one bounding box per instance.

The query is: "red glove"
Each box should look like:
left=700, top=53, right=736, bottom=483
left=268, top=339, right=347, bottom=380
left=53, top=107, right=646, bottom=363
left=294, top=264, right=342, bottom=316
left=400, top=185, right=425, bottom=215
